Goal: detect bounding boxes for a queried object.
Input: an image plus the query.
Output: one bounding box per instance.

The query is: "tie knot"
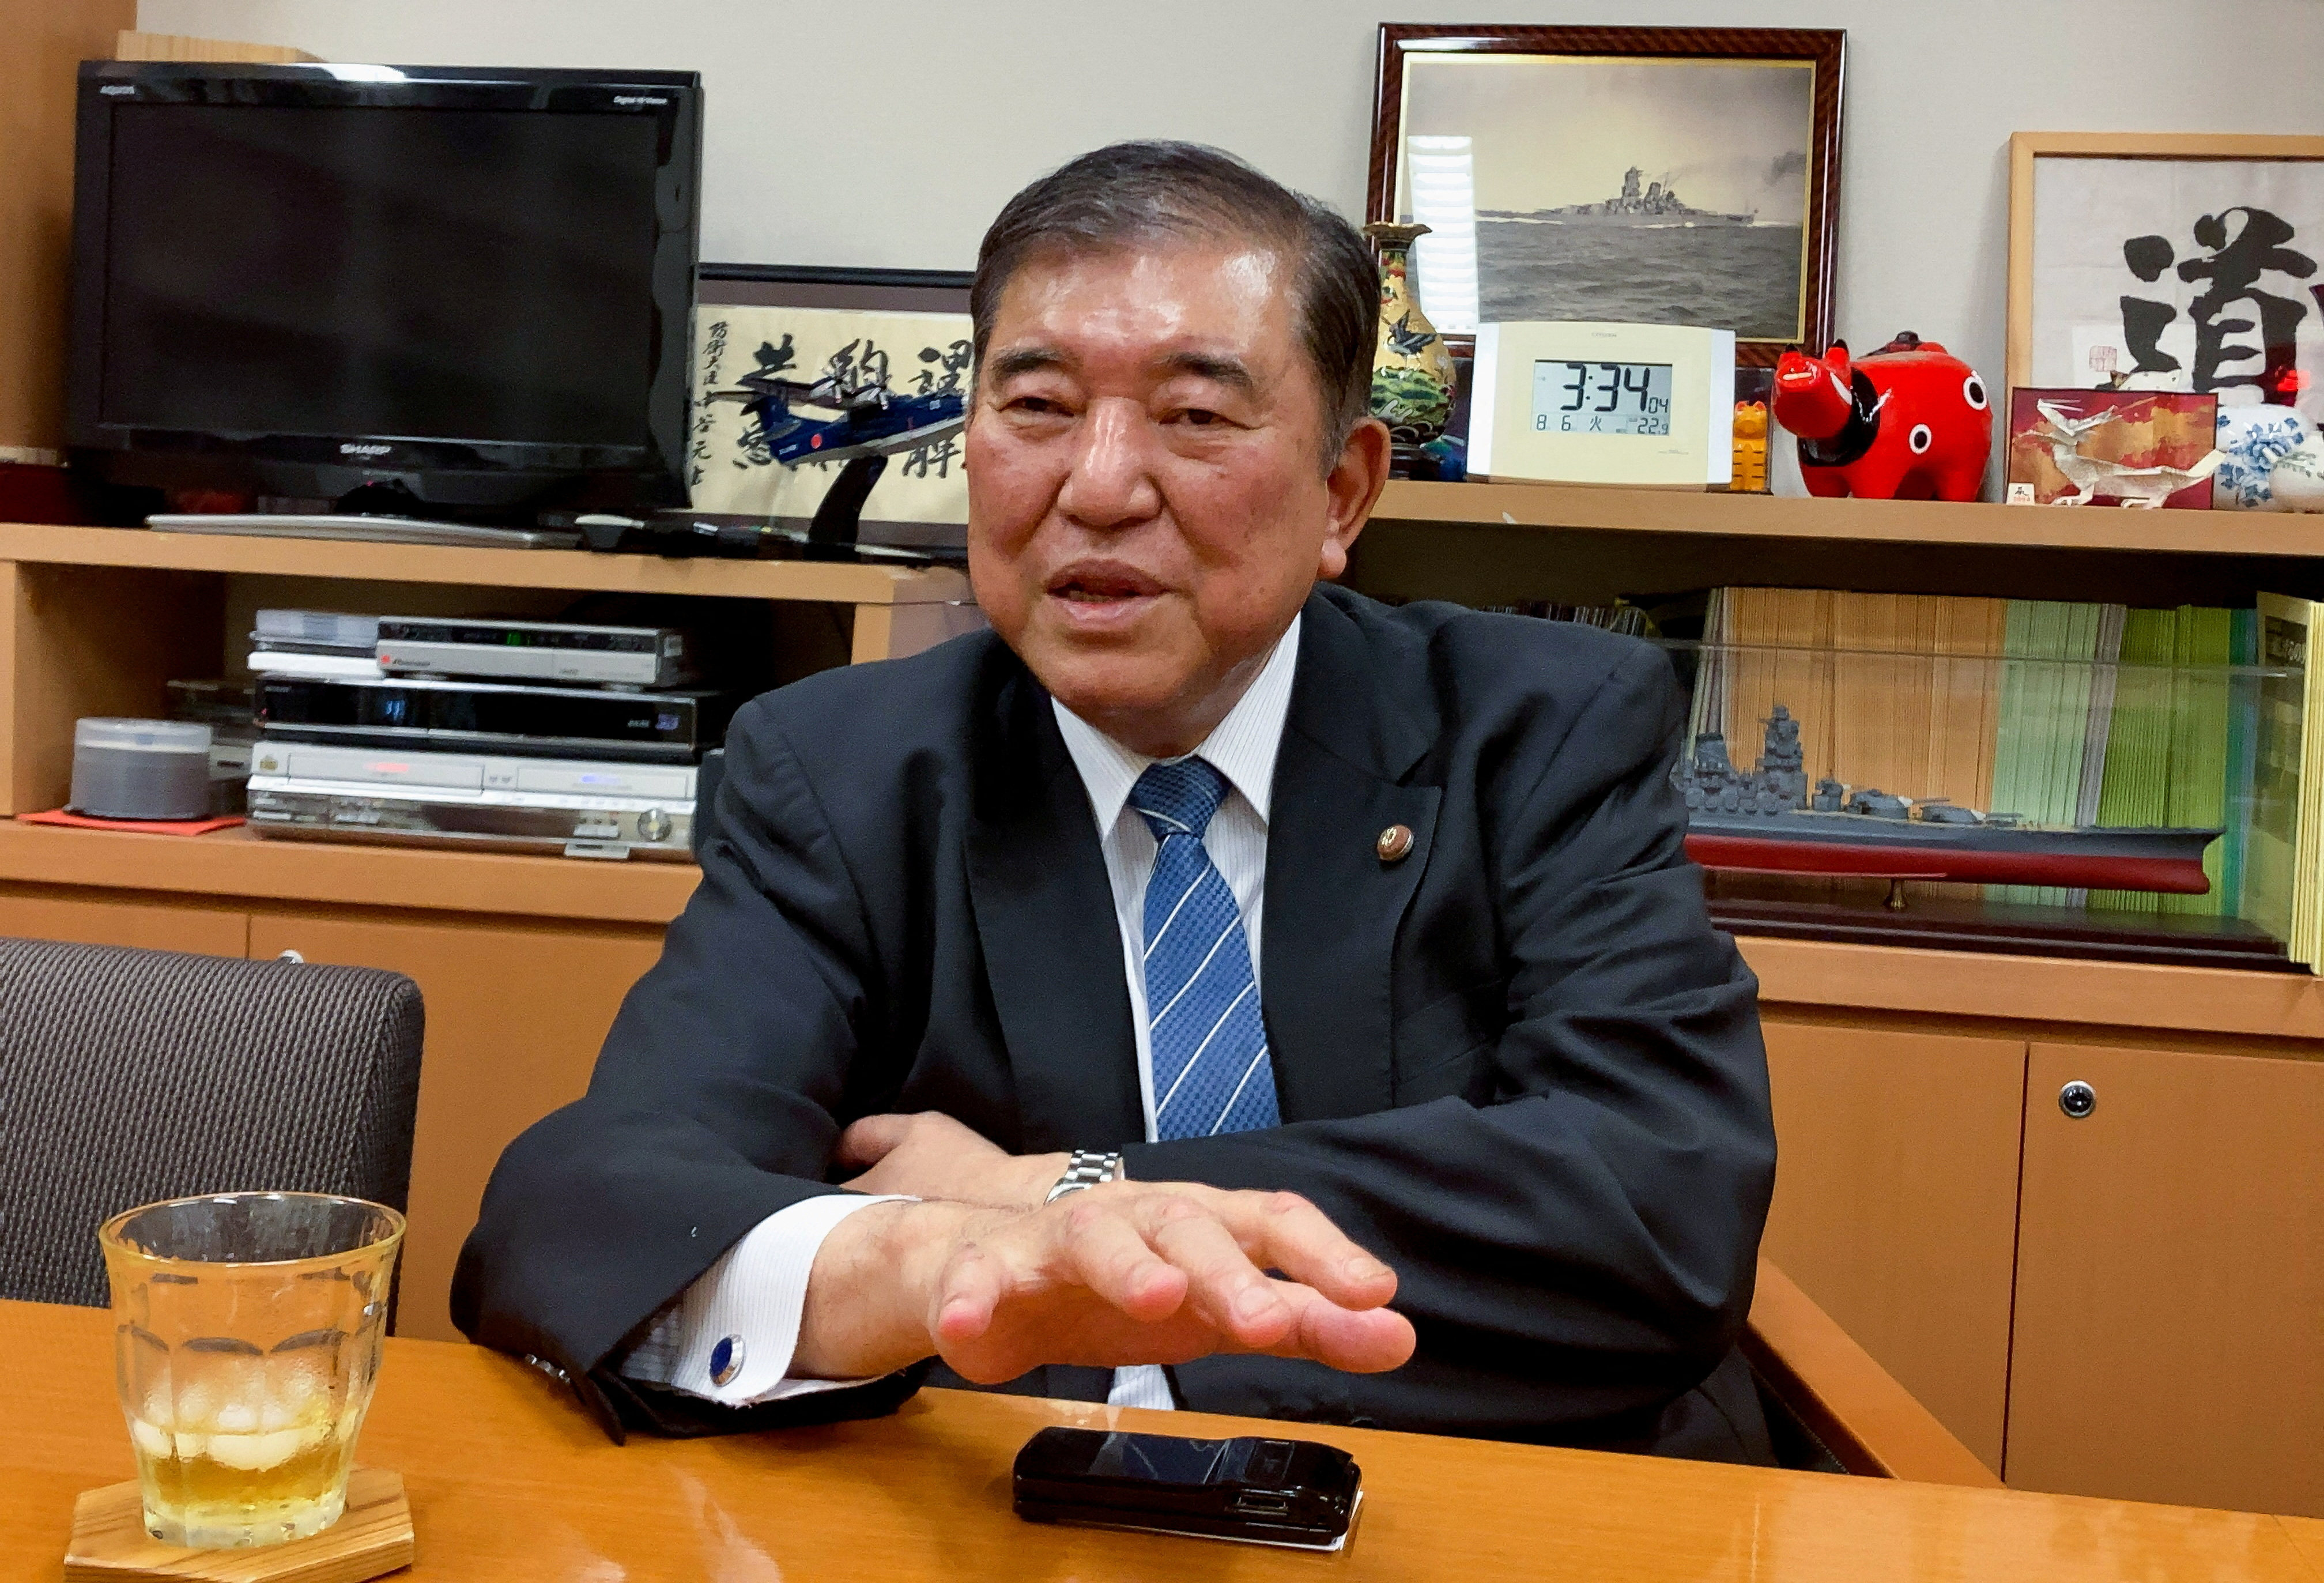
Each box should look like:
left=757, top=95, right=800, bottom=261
left=1130, top=757, right=1229, bottom=842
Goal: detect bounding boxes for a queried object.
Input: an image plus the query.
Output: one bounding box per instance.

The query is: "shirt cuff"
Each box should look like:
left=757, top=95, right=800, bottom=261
left=619, top=1193, right=910, bottom=1405
left=1107, top=1364, right=1175, bottom=1411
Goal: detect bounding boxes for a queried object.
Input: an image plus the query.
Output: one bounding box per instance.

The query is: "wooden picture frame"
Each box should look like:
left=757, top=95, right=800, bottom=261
left=1368, top=24, right=1844, bottom=365
left=2005, top=133, right=2324, bottom=423
left=696, top=262, right=972, bottom=315
left=689, top=265, right=974, bottom=540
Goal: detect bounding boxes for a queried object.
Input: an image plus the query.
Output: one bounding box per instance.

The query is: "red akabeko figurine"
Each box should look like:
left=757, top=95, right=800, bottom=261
left=1772, top=332, right=1993, bottom=502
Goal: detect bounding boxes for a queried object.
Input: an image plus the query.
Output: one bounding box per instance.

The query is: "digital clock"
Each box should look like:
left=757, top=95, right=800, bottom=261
left=1532, top=361, right=1674, bottom=437
left=1470, top=322, right=1735, bottom=487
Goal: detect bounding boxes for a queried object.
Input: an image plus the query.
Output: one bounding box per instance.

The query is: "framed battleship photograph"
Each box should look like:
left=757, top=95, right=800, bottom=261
left=1368, top=25, right=1844, bottom=364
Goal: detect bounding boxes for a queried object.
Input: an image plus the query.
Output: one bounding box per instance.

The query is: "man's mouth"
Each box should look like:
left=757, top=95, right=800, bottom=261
left=1047, top=563, right=1165, bottom=604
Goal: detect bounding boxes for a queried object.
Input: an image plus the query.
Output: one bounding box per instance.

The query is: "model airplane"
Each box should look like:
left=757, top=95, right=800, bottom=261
left=2031, top=399, right=2223, bottom=507
left=576, top=365, right=968, bottom=561
left=707, top=368, right=965, bottom=468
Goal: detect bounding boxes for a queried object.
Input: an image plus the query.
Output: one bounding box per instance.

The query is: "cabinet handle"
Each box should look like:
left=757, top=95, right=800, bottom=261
left=276, top=949, right=305, bottom=964
left=2058, top=1080, right=2097, bottom=1120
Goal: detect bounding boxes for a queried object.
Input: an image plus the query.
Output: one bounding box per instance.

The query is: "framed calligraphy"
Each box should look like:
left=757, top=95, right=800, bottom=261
left=1367, top=25, right=1845, bottom=365
left=2008, top=134, right=2324, bottom=436
left=691, top=264, right=974, bottom=548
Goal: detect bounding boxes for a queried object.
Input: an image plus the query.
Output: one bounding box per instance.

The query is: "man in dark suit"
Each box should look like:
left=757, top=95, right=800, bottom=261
left=455, top=141, right=1776, bottom=1461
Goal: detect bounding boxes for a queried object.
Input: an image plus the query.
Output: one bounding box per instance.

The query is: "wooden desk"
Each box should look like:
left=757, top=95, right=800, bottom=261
left=0, top=1300, right=2310, bottom=1583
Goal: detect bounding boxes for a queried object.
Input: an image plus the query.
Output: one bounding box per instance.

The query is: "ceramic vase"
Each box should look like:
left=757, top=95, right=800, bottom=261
left=1362, top=223, right=1457, bottom=464
left=2216, top=404, right=2323, bottom=511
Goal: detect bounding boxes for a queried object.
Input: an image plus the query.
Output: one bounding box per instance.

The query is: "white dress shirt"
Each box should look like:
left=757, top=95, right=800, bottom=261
left=622, top=615, right=1301, bottom=1411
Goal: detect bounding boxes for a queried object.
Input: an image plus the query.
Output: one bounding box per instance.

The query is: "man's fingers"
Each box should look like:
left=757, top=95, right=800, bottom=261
left=1220, top=1190, right=1400, bottom=1311
left=1055, top=1200, right=1187, bottom=1323
left=929, top=1238, right=1006, bottom=1348
left=1285, top=1288, right=1417, bottom=1374
left=1140, top=1197, right=1299, bottom=1347
left=833, top=1113, right=914, bottom=1170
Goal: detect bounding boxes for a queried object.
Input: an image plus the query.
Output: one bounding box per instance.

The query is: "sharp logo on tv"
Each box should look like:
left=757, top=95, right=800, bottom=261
left=339, top=443, right=395, bottom=457
left=612, top=95, right=668, bottom=106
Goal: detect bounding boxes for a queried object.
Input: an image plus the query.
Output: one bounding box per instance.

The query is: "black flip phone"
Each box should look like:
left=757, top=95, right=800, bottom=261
left=1012, top=1426, right=1362, bottom=1550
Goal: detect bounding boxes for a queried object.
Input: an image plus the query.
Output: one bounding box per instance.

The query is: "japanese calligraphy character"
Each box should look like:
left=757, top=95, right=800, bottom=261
left=691, top=320, right=730, bottom=488
left=899, top=434, right=961, bottom=481
left=912, top=340, right=973, bottom=397
left=2120, top=207, right=2317, bottom=401
left=751, top=334, right=797, bottom=379
left=823, top=338, right=890, bottom=398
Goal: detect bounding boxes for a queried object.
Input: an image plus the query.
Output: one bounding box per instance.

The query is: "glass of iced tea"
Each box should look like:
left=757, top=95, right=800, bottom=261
left=98, top=1192, right=404, bottom=1548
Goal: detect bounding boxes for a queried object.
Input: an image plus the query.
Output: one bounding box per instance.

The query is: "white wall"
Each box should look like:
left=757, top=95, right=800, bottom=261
left=138, top=0, right=2324, bottom=402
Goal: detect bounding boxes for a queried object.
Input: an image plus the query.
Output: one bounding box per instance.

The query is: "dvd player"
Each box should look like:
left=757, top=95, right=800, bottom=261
left=246, top=744, right=695, bottom=860
left=254, top=675, right=735, bottom=762
left=376, top=617, right=697, bottom=687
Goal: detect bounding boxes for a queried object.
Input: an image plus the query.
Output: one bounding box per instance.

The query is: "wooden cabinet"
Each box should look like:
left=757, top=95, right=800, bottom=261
left=0, top=876, right=667, bottom=1344
left=2008, top=1043, right=2324, bottom=1517
left=1759, top=1019, right=2027, bottom=1473
left=0, top=527, right=969, bottom=1350
left=247, top=913, right=666, bottom=1343
left=0, top=884, right=246, bottom=956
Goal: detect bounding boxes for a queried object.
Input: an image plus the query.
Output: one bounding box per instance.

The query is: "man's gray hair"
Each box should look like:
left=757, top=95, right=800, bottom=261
left=970, top=141, right=1379, bottom=470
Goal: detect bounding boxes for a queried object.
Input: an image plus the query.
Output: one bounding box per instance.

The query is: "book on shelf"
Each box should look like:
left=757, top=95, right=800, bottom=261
left=2255, top=594, right=2319, bottom=967
left=1991, top=600, right=2120, bottom=909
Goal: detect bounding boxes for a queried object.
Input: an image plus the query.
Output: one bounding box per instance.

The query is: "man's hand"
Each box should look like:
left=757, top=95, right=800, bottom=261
left=793, top=1182, right=1416, bottom=1385
left=835, top=1111, right=1065, bottom=1207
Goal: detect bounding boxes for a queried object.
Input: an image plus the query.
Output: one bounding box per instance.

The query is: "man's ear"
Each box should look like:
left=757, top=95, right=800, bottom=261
left=1318, top=417, right=1392, bottom=582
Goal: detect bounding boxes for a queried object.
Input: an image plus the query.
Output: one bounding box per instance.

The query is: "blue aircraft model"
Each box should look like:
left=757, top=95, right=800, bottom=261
left=711, top=368, right=965, bottom=467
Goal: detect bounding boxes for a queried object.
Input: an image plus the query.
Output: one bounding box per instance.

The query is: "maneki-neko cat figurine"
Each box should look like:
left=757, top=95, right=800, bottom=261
left=1772, top=332, right=1992, bottom=502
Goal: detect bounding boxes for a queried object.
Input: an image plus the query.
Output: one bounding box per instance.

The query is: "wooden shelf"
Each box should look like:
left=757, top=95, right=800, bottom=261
left=1375, top=480, right=2324, bottom=559
left=0, top=820, right=697, bottom=925
left=1741, top=935, right=2324, bottom=1045
left=0, top=522, right=972, bottom=604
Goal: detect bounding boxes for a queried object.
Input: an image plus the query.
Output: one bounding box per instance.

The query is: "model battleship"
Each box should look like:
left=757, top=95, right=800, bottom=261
left=1674, top=707, right=2220, bottom=893
left=1480, top=166, right=1755, bottom=228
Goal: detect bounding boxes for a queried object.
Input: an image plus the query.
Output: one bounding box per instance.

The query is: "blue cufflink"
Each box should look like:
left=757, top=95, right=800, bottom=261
left=710, top=1333, right=745, bottom=1387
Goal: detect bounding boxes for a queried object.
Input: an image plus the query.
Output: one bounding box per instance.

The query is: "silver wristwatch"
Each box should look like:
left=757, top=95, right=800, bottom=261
left=1045, top=1149, right=1123, bottom=1201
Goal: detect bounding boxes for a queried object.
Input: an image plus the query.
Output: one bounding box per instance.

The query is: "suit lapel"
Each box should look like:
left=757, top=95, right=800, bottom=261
left=964, top=668, right=1145, bottom=1154
left=1262, top=593, right=1440, bottom=1122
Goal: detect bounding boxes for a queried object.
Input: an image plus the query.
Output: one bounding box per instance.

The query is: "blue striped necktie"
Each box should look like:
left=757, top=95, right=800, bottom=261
left=1131, top=758, right=1279, bottom=1139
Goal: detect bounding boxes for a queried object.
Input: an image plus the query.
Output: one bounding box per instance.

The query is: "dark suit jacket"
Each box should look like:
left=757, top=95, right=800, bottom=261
left=454, top=583, right=1777, bottom=1460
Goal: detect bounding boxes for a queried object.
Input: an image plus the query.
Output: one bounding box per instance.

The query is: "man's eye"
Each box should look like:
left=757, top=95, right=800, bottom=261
left=1175, top=409, right=1224, bottom=427
left=1008, top=395, right=1063, bottom=415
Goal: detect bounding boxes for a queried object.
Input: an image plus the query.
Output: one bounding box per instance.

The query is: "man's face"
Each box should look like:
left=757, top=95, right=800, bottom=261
left=965, top=239, right=1387, bottom=758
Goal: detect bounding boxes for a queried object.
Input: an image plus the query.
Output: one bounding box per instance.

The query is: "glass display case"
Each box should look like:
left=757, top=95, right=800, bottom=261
left=1653, top=636, right=2300, bottom=970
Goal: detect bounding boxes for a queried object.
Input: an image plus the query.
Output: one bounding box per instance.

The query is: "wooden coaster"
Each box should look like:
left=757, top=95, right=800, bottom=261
left=64, top=1467, right=413, bottom=1583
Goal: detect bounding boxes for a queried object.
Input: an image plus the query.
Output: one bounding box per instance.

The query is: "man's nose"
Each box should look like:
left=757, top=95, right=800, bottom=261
left=1055, top=399, right=1163, bottom=530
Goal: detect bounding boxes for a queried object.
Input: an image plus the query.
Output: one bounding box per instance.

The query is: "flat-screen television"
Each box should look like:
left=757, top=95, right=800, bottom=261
left=66, top=61, right=701, bottom=517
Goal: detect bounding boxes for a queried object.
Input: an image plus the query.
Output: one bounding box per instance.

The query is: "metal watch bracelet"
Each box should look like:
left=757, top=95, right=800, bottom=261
left=1044, top=1149, right=1123, bottom=1202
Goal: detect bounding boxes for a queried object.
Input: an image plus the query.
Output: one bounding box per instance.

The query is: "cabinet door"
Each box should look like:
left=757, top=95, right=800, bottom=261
left=1760, top=1019, right=2027, bottom=1473
left=248, top=913, right=666, bottom=1343
left=2010, top=1043, right=2324, bottom=1516
left=0, top=887, right=246, bottom=957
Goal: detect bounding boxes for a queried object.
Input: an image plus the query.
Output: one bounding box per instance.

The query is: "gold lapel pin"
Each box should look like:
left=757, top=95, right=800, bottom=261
left=1376, top=824, right=1414, bottom=864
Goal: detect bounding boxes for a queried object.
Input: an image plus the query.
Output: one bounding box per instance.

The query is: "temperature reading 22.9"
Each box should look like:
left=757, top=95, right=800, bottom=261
left=1531, top=360, right=1674, bottom=436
